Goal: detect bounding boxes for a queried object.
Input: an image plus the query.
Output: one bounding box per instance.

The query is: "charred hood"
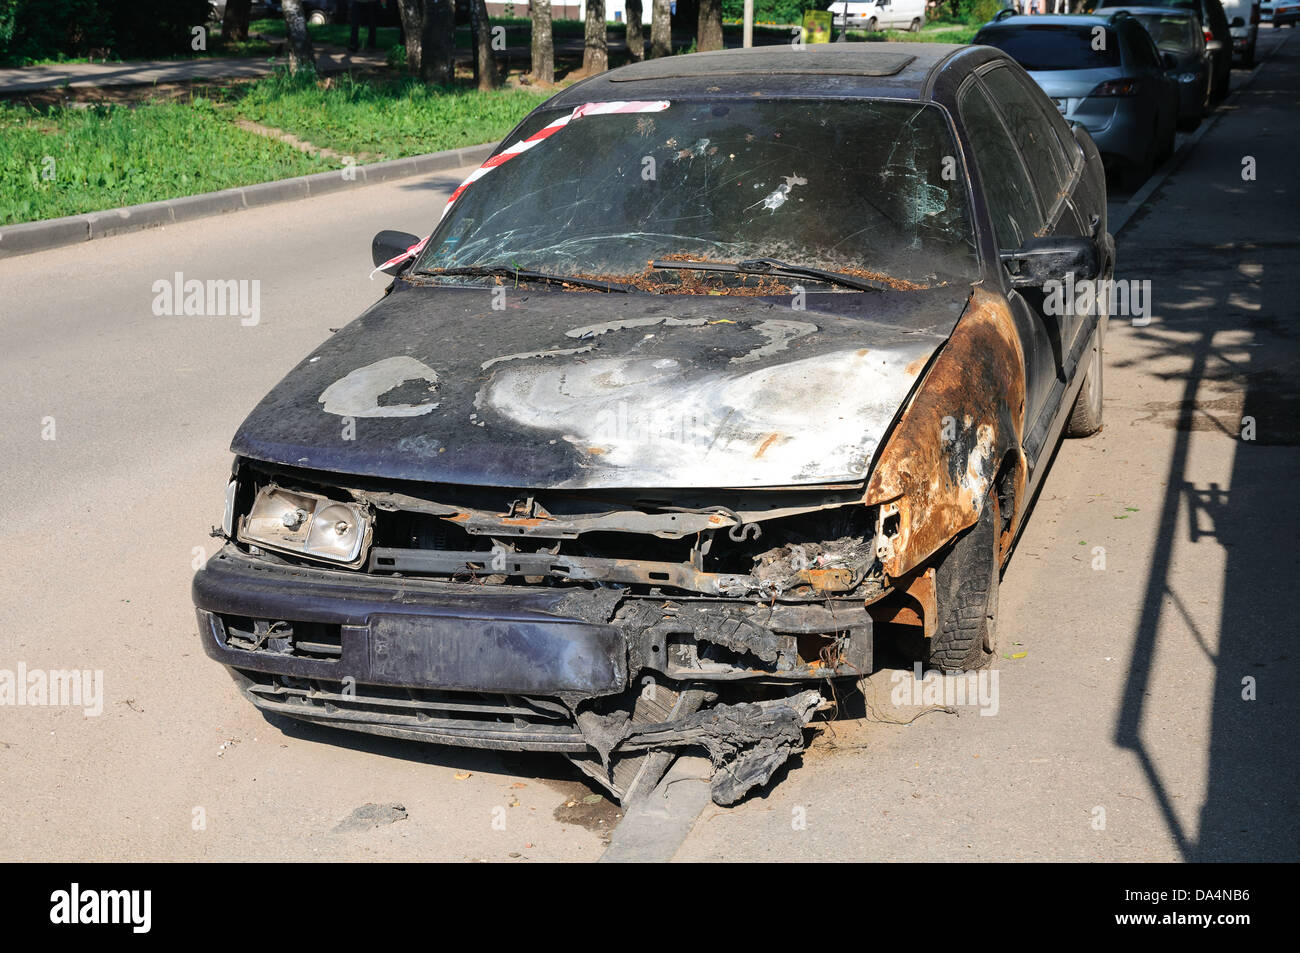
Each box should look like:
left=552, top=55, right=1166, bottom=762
left=231, top=282, right=974, bottom=489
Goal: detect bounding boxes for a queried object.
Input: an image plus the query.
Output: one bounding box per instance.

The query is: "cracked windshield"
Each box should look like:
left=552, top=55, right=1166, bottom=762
left=413, top=100, right=979, bottom=292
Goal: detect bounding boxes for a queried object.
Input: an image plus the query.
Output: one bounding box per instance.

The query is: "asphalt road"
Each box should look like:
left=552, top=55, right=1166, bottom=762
left=1, top=28, right=1295, bottom=862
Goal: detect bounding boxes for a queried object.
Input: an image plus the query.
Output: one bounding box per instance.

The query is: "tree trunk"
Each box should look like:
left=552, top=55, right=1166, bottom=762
left=530, top=0, right=554, bottom=84
left=420, top=0, right=455, bottom=85
left=396, top=0, right=423, bottom=74
left=625, top=0, right=644, bottom=61
left=470, top=0, right=501, bottom=89
left=281, top=0, right=316, bottom=71
left=650, top=0, right=671, bottom=58
left=583, top=0, right=607, bottom=74
left=222, top=0, right=252, bottom=44
left=697, top=0, right=722, bottom=52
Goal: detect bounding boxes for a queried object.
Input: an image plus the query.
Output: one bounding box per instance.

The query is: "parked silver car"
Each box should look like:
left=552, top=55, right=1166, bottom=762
left=975, top=12, right=1179, bottom=188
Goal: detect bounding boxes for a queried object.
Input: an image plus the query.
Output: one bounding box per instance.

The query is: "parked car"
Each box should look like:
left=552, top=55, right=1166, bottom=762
left=1096, top=0, right=1232, bottom=100
left=264, top=0, right=346, bottom=25
left=975, top=12, right=1178, bottom=188
left=193, top=42, right=1112, bottom=807
left=207, top=1, right=276, bottom=20
left=1220, top=0, right=1261, bottom=64
left=1273, top=0, right=1300, bottom=23
left=1104, top=5, right=1213, bottom=127
left=829, top=0, right=927, bottom=31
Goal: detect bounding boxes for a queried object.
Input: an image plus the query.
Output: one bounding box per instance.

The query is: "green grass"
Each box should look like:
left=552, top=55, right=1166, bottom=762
left=0, top=97, right=329, bottom=224
left=0, top=70, right=550, bottom=225
left=229, top=70, right=548, bottom=161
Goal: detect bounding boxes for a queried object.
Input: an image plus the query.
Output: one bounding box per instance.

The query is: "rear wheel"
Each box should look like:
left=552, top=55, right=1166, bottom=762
left=929, top=495, right=1000, bottom=671
left=1066, top=320, right=1105, bottom=437
left=308, top=10, right=330, bottom=25
left=1122, top=138, right=1154, bottom=190
left=1156, top=111, right=1176, bottom=164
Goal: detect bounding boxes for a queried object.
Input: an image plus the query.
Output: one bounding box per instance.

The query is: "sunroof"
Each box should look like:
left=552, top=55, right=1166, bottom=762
left=607, top=49, right=917, bottom=82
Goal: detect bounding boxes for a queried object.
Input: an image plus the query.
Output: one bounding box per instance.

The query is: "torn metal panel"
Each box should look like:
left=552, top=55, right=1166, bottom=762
left=618, top=689, right=824, bottom=805
left=862, top=287, right=1027, bottom=578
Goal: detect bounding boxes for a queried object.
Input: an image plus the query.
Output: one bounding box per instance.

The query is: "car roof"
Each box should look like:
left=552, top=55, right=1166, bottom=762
left=978, top=13, right=1122, bottom=28
left=545, top=42, right=1004, bottom=107
left=1089, top=3, right=1197, bottom=12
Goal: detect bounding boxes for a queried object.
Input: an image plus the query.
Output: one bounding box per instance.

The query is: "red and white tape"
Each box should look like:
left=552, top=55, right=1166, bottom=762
left=371, top=100, right=671, bottom=278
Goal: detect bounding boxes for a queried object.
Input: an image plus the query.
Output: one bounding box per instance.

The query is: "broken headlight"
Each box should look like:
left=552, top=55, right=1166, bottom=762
left=238, top=485, right=372, bottom=568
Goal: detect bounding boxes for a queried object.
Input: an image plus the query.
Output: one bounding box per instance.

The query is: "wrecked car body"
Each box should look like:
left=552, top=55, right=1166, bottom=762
left=194, top=42, right=1114, bottom=805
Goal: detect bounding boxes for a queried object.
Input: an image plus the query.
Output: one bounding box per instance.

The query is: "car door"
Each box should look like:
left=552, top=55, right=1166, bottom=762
left=1125, top=20, right=1179, bottom=142
left=955, top=75, right=1059, bottom=462
left=977, top=62, right=1102, bottom=379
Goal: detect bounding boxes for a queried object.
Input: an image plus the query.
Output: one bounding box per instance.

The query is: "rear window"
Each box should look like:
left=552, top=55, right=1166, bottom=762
left=1135, top=13, right=1199, bottom=52
left=975, top=25, right=1123, bottom=71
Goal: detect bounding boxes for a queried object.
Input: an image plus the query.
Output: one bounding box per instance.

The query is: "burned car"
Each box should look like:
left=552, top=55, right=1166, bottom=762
left=193, top=43, right=1113, bottom=806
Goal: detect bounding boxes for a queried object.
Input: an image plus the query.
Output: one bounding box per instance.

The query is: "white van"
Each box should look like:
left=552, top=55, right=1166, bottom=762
left=828, top=0, right=928, bottom=33
left=1220, top=0, right=1260, bottom=65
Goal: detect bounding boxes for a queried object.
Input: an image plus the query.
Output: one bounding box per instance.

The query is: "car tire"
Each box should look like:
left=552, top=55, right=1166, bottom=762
left=1066, top=320, right=1105, bottom=437
left=867, top=17, right=877, bottom=31
left=928, top=494, right=1000, bottom=672
left=1156, top=113, right=1175, bottom=164
left=1123, top=143, right=1153, bottom=191
left=308, top=10, right=329, bottom=25
left=909, top=18, right=921, bottom=32
left=1242, top=43, right=1256, bottom=68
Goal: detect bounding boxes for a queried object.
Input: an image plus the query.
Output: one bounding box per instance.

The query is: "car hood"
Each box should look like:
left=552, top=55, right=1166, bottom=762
left=231, top=281, right=973, bottom=490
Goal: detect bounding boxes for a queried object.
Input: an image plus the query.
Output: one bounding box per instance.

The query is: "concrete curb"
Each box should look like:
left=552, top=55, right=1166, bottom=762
left=598, top=756, right=714, bottom=864
left=0, top=142, right=494, bottom=260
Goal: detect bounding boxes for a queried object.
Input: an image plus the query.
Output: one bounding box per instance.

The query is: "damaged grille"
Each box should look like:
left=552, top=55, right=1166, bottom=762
left=234, top=669, right=588, bottom=752
left=362, top=496, right=885, bottom=602
left=221, top=615, right=343, bottom=661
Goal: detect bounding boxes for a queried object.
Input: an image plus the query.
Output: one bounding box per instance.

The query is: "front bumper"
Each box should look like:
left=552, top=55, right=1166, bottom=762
left=193, top=545, right=864, bottom=761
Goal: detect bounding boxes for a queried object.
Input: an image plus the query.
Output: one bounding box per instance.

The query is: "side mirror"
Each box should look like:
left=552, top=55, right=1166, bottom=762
left=1230, top=15, right=1245, bottom=27
left=1160, top=51, right=1178, bottom=69
left=1000, top=236, right=1099, bottom=288
left=372, top=229, right=420, bottom=269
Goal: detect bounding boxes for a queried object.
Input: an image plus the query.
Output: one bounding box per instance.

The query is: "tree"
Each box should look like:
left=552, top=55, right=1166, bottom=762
left=394, top=0, right=455, bottom=84
left=583, top=0, right=607, bottom=74
left=626, top=0, right=644, bottom=61
left=470, top=0, right=500, bottom=89
left=222, top=0, right=253, bottom=44
left=697, top=0, right=722, bottom=51
left=280, top=0, right=315, bottom=71
left=650, top=0, right=671, bottom=58
left=530, top=0, right=554, bottom=84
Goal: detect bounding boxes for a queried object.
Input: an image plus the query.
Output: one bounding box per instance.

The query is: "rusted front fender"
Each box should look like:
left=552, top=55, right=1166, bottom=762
left=862, top=287, right=1027, bottom=579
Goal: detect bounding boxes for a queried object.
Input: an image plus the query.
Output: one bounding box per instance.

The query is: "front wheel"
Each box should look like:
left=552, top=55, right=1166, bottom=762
left=909, top=18, right=921, bottom=32
left=866, top=17, right=877, bottom=32
left=929, top=495, right=1000, bottom=671
left=308, top=10, right=330, bottom=26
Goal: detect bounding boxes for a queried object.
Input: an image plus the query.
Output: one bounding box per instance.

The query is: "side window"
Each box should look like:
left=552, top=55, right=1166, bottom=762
left=958, top=79, right=1042, bottom=250
left=1125, top=23, right=1160, bottom=69
left=980, top=66, right=1072, bottom=208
